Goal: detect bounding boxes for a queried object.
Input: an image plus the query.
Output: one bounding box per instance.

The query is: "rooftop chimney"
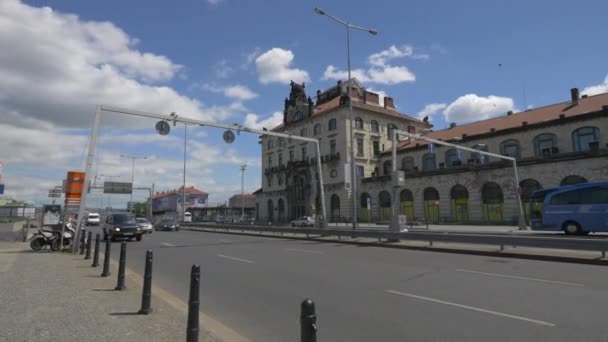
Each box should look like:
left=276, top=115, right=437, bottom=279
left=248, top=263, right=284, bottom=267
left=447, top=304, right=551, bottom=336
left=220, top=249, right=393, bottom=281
left=364, top=91, right=379, bottom=105
left=571, top=88, right=579, bottom=105
left=383, top=96, right=395, bottom=109
left=449, top=122, right=457, bottom=129
left=507, top=110, right=513, bottom=116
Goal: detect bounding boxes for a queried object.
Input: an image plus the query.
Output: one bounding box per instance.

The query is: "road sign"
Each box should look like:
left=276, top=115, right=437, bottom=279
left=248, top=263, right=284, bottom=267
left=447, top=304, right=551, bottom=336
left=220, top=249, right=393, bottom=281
left=48, top=191, right=61, bottom=198
left=156, top=120, right=170, bottom=135
left=65, top=171, right=86, bottom=199
left=104, top=181, right=133, bottom=194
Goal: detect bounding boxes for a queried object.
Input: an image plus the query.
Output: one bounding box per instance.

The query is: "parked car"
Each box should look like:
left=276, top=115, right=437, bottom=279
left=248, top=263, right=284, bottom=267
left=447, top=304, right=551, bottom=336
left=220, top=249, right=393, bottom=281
left=155, top=218, right=180, bottom=231
left=86, top=213, right=100, bottom=226
left=290, top=216, right=314, bottom=227
left=136, top=218, right=153, bottom=234
left=215, top=216, right=225, bottom=224
left=103, top=212, right=144, bottom=241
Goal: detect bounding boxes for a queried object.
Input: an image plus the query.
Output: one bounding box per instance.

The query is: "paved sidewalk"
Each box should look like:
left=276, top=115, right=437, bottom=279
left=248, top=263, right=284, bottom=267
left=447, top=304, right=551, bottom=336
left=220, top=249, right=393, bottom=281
left=0, top=241, right=245, bottom=342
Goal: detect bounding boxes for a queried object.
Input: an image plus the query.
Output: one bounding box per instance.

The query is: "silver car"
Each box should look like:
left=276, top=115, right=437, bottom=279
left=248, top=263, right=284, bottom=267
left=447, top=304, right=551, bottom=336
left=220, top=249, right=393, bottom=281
left=290, top=216, right=314, bottom=227
left=136, top=218, right=153, bottom=234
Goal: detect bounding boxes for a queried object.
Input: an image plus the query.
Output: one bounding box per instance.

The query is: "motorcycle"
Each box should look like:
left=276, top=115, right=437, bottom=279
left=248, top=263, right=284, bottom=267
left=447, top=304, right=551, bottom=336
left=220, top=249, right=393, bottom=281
left=51, top=222, right=77, bottom=250
left=30, top=227, right=59, bottom=251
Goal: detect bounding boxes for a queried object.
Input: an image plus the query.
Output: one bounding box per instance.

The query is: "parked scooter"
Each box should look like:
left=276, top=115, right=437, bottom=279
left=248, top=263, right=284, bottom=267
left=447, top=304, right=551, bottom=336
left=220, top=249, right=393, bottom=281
left=52, top=221, right=77, bottom=250
left=30, top=227, right=59, bottom=251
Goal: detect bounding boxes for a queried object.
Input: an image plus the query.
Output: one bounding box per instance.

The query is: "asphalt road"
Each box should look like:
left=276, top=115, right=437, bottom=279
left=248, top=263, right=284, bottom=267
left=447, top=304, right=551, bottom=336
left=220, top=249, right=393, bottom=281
left=86, top=226, right=608, bottom=341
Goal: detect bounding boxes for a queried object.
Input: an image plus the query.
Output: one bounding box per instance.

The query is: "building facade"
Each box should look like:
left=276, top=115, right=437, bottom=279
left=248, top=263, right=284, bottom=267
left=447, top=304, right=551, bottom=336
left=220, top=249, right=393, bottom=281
left=257, top=83, right=608, bottom=225
left=255, top=80, right=430, bottom=223
left=152, top=186, right=208, bottom=217
left=229, top=194, right=256, bottom=209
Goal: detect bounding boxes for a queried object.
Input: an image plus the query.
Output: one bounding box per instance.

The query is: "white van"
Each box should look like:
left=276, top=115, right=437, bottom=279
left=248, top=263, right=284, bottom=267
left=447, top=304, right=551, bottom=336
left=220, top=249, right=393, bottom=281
left=86, top=213, right=100, bottom=226
left=184, top=212, right=192, bottom=223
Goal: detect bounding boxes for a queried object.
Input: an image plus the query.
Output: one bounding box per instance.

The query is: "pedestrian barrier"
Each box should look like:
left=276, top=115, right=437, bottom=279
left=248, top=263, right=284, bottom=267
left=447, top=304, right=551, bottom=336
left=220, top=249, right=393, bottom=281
left=187, top=264, right=201, bottom=342
left=183, top=223, right=608, bottom=258
left=91, top=234, right=100, bottom=267
left=79, top=231, right=86, bottom=255
left=100, top=238, right=111, bottom=277
left=84, top=231, right=92, bottom=260
left=300, top=299, right=317, bottom=342
left=115, top=242, right=127, bottom=291
left=138, top=250, right=153, bottom=315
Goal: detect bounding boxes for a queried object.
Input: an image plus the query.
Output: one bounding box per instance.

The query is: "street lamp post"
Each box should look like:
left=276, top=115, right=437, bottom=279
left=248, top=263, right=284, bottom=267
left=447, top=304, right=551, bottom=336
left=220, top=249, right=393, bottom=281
left=240, top=165, right=246, bottom=221
left=182, top=124, right=187, bottom=223
left=120, top=155, right=147, bottom=210
left=314, top=7, right=378, bottom=230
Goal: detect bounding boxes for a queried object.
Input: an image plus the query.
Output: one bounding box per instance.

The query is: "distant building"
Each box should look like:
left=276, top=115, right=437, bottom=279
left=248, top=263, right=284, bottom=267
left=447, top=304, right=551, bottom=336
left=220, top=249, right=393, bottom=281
left=152, top=186, right=208, bottom=217
left=228, top=194, right=256, bottom=208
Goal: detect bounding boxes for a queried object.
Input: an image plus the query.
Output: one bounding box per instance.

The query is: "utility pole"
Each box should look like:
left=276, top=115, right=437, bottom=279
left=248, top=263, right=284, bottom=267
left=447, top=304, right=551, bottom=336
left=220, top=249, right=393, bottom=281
left=240, top=165, right=246, bottom=221
left=182, top=124, right=187, bottom=223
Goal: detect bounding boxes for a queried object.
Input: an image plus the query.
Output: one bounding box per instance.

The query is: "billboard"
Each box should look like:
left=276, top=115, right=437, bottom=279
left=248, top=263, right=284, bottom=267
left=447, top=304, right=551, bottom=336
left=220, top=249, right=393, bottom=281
left=43, top=205, right=61, bottom=226
left=65, top=171, right=86, bottom=199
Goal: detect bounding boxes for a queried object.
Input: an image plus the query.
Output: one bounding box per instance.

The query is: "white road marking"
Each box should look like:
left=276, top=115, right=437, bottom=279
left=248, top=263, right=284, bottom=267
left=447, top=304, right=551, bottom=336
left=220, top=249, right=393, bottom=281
left=456, top=269, right=584, bottom=287
left=160, top=242, right=175, bottom=247
left=217, top=254, right=255, bottom=264
left=385, top=289, right=555, bottom=327
left=285, top=248, right=324, bottom=254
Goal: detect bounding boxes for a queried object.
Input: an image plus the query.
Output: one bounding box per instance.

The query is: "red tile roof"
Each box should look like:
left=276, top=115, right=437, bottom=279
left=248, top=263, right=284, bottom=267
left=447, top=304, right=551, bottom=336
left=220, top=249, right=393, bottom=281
left=395, top=91, right=608, bottom=152
left=153, top=186, right=208, bottom=199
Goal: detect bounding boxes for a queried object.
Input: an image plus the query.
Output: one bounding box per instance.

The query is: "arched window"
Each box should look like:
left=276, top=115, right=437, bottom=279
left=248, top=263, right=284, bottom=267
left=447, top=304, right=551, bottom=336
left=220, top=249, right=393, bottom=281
left=314, top=124, right=321, bottom=136
left=354, top=117, right=363, bottom=129
left=387, top=124, right=397, bottom=139
left=424, top=187, right=440, bottom=201
left=360, top=193, right=372, bottom=208
left=422, top=153, right=436, bottom=171
left=533, top=133, right=558, bottom=157
left=267, top=199, right=274, bottom=221
left=300, top=127, right=307, bottom=137
left=267, top=138, right=273, bottom=149
left=423, top=187, right=440, bottom=223
left=330, top=194, right=340, bottom=222
left=560, top=175, right=587, bottom=186
left=500, top=139, right=521, bottom=160
left=328, top=118, right=337, bottom=131
left=379, top=191, right=392, bottom=221
left=278, top=198, right=286, bottom=221
left=520, top=179, right=542, bottom=201
left=451, top=185, right=469, bottom=222
left=572, top=126, right=600, bottom=152
left=445, top=148, right=461, bottom=167
left=383, top=160, right=392, bottom=175
left=470, top=144, right=489, bottom=164
left=482, top=182, right=503, bottom=204
left=401, top=157, right=415, bottom=171
left=371, top=120, right=379, bottom=133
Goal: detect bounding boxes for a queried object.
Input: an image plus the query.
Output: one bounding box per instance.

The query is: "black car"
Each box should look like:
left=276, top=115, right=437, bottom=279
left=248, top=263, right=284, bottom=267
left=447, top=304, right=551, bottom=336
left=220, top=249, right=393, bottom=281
left=154, top=218, right=180, bottom=231
left=103, top=213, right=144, bottom=241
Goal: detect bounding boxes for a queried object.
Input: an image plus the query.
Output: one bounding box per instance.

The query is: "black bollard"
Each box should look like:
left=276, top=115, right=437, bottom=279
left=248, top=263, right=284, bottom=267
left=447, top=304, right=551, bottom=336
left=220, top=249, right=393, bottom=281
left=79, top=230, right=86, bottom=255
left=101, top=238, right=111, bottom=277
left=115, top=241, right=127, bottom=290
left=138, top=250, right=153, bottom=314
left=186, top=264, right=201, bottom=342
left=300, top=299, right=317, bottom=342
left=84, top=231, right=92, bottom=260
left=91, top=234, right=100, bottom=267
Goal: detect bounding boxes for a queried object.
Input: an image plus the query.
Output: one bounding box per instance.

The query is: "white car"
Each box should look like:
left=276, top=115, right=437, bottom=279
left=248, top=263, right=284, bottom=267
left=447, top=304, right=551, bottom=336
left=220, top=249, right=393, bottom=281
left=86, top=213, right=100, bottom=226
left=136, top=218, right=153, bottom=234
left=290, top=216, right=314, bottom=227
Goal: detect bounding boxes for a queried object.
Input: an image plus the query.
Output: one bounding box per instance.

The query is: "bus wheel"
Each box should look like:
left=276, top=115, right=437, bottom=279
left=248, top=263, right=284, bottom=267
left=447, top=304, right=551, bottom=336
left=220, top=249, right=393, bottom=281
left=563, top=221, right=581, bottom=235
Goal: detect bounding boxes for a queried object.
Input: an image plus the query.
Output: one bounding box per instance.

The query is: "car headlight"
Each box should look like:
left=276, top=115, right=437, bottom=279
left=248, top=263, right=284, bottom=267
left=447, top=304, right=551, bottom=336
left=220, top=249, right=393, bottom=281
left=137, top=227, right=141, bottom=231
left=114, top=227, right=120, bottom=232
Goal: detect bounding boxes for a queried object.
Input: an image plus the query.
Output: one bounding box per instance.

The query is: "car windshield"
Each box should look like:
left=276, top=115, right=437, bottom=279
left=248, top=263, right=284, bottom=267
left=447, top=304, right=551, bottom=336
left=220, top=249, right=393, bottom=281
left=136, top=218, right=149, bottom=223
left=160, top=219, right=173, bottom=224
left=113, top=214, right=136, bottom=224
left=88, top=214, right=99, bottom=218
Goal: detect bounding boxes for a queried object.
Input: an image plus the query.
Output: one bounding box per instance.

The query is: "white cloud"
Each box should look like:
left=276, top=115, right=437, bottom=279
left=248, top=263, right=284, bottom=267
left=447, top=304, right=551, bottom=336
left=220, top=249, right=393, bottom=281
left=214, top=59, right=233, bottom=79
left=368, top=45, right=428, bottom=66
left=582, top=74, right=608, bottom=96
left=0, top=0, right=243, bottom=128
left=442, top=94, right=515, bottom=124
left=255, top=48, right=310, bottom=85
left=417, top=103, right=447, bottom=121
left=322, top=45, right=419, bottom=85
left=202, top=84, right=258, bottom=100
left=243, top=111, right=283, bottom=130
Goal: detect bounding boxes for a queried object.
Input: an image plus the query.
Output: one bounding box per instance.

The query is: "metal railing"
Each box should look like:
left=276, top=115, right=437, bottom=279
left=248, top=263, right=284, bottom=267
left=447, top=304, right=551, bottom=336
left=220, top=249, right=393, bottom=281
left=183, top=223, right=608, bottom=258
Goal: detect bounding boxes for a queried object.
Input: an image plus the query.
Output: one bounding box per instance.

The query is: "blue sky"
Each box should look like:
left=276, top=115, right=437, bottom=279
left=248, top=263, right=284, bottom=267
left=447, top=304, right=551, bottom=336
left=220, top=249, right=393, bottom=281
left=0, top=0, right=606, bottom=206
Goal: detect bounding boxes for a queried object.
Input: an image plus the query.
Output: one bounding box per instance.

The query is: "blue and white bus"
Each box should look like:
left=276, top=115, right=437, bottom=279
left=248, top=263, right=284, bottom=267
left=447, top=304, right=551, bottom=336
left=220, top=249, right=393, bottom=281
left=529, top=181, right=608, bottom=235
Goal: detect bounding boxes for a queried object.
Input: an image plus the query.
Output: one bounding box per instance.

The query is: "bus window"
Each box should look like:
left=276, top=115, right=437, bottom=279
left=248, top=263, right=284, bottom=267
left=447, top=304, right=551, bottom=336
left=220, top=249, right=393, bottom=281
left=550, top=190, right=581, bottom=205
left=529, top=189, right=557, bottom=220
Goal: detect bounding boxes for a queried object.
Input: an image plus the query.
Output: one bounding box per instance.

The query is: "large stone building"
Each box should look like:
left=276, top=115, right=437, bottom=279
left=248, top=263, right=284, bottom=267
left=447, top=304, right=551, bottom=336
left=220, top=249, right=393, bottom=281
left=255, top=79, right=431, bottom=223
left=256, top=81, right=608, bottom=225
left=152, top=186, right=208, bottom=218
